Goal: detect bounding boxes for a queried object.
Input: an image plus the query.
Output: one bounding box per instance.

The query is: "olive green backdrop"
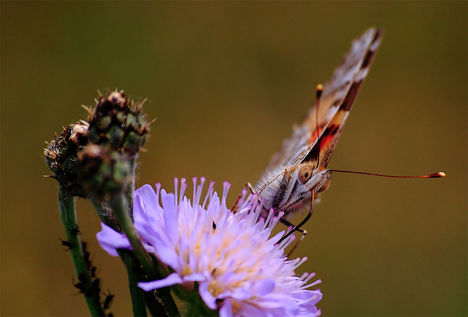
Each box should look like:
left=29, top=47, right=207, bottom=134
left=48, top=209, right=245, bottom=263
left=1, top=2, right=466, bottom=316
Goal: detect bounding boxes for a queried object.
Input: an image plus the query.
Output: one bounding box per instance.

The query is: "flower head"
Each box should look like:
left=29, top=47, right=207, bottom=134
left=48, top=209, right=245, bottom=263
left=97, top=178, right=322, bottom=316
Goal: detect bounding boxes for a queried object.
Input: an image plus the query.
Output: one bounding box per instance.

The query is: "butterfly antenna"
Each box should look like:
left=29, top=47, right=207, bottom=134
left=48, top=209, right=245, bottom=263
left=314, top=84, right=323, bottom=167
left=329, top=169, right=446, bottom=179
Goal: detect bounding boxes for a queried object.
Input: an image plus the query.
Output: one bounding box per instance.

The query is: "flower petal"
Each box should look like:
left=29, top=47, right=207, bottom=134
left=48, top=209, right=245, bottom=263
left=199, top=281, right=217, bottom=310
left=253, top=279, right=275, bottom=296
left=137, top=273, right=183, bottom=291
left=219, top=299, right=233, bottom=317
left=96, top=223, right=130, bottom=256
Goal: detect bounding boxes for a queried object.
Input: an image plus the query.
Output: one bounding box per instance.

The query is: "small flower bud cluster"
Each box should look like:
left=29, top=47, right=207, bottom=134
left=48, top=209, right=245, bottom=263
left=45, top=90, right=150, bottom=200
left=44, top=121, right=89, bottom=197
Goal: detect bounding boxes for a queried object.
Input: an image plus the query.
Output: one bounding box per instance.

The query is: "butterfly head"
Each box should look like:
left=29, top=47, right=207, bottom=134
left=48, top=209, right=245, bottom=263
left=283, top=163, right=331, bottom=216
left=257, top=162, right=331, bottom=219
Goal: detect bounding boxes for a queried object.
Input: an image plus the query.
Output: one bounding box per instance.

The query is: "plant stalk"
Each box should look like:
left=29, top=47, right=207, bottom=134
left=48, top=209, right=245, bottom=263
left=110, top=193, right=179, bottom=317
left=58, top=187, right=105, bottom=317
left=120, top=251, right=148, bottom=317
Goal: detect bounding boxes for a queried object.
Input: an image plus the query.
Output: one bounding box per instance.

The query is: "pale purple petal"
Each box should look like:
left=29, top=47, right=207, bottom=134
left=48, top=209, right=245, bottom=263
left=199, top=281, right=217, bottom=309
left=134, top=185, right=158, bottom=218
left=183, top=273, right=205, bottom=282
left=252, top=279, right=275, bottom=296
left=153, top=243, right=181, bottom=271
left=161, top=191, right=179, bottom=238
left=229, top=287, right=250, bottom=300
left=96, top=223, right=131, bottom=256
left=219, top=299, right=233, bottom=317
left=294, top=290, right=322, bottom=303
left=298, top=291, right=323, bottom=310
left=238, top=303, right=268, bottom=316
left=137, top=273, right=183, bottom=291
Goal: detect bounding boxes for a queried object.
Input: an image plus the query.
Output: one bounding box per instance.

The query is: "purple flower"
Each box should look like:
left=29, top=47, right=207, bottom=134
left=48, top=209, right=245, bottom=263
left=97, top=178, right=322, bottom=316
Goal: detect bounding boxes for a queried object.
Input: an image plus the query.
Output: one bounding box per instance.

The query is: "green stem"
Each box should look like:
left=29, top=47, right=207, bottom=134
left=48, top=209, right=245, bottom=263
left=92, top=200, right=150, bottom=316
left=110, top=194, right=155, bottom=279
left=92, top=200, right=120, bottom=232
left=143, top=291, right=168, bottom=317
left=126, top=157, right=137, bottom=220
left=120, top=250, right=171, bottom=317
left=173, top=285, right=217, bottom=317
left=120, top=251, right=147, bottom=317
left=91, top=199, right=169, bottom=316
left=183, top=295, right=217, bottom=317
left=58, top=188, right=105, bottom=317
left=110, top=193, right=180, bottom=317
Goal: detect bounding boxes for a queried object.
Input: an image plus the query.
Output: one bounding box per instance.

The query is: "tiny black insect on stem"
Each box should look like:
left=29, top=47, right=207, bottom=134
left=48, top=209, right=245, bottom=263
left=103, top=293, right=115, bottom=310
left=60, top=238, right=73, bottom=250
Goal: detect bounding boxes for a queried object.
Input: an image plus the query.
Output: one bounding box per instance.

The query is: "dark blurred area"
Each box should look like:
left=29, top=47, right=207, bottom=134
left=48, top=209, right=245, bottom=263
left=1, top=2, right=466, bottom=316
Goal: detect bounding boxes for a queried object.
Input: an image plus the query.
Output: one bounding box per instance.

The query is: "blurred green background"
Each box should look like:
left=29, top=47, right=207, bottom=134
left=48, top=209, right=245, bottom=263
left=1, top=2, right=466, bottom=316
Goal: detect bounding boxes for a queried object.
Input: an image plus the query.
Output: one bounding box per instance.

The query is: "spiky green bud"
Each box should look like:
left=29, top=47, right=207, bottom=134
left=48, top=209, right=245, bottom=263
left=87, top=91, right=150, bottom=157
left=77, top=144, right=132, bottom=201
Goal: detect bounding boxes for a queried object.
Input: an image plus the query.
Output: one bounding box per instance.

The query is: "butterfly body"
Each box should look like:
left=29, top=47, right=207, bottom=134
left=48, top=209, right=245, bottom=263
left=255, top=163, right=331, bottom=219
left=254, top=28, right=382, bottom=220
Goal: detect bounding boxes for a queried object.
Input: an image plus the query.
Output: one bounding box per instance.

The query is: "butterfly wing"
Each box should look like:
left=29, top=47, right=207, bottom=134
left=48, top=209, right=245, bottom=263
left=317, top=29, right=382, bottom=168
left=265, top=28, right=382, bottom=173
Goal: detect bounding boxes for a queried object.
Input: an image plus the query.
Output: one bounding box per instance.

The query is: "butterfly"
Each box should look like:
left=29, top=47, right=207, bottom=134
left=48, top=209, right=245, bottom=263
left=252, top=28, right=383, bottom=233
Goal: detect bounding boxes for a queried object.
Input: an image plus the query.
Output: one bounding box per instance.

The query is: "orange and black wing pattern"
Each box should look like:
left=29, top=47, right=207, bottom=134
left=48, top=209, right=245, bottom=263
left=265, top=28, right=382, bottom=172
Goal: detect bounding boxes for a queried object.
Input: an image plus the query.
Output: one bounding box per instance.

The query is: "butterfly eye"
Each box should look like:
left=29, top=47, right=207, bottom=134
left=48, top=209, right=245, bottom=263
left=299, top=166, right=314, bottom=184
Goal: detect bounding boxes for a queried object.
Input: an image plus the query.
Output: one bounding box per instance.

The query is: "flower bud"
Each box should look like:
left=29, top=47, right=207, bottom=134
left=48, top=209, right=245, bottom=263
left=45, top=90, right=150, bottom=202
left=87, top=91, right=149, bottom=157
left=77, top=144, right=132, bottom=200
left=44, top=121, right=89, bottom=197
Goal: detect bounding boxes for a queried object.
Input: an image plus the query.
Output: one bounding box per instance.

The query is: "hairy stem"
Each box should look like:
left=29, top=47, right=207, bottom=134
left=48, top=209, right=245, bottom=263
left=58, top=188, right=105, bottom=317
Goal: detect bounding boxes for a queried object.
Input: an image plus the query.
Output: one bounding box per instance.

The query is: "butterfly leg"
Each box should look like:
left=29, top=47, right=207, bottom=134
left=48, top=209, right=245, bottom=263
left=286, top=232, right=306, bottom=258
left=279, top=218, right=307, bottom=235
left=284, top=209, right=313, bottom=258
left=278, top=190, right=315, bottom=244
left=246, top=182, right=255, bottom=194
left=232, top=183, right=257, bottom=213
